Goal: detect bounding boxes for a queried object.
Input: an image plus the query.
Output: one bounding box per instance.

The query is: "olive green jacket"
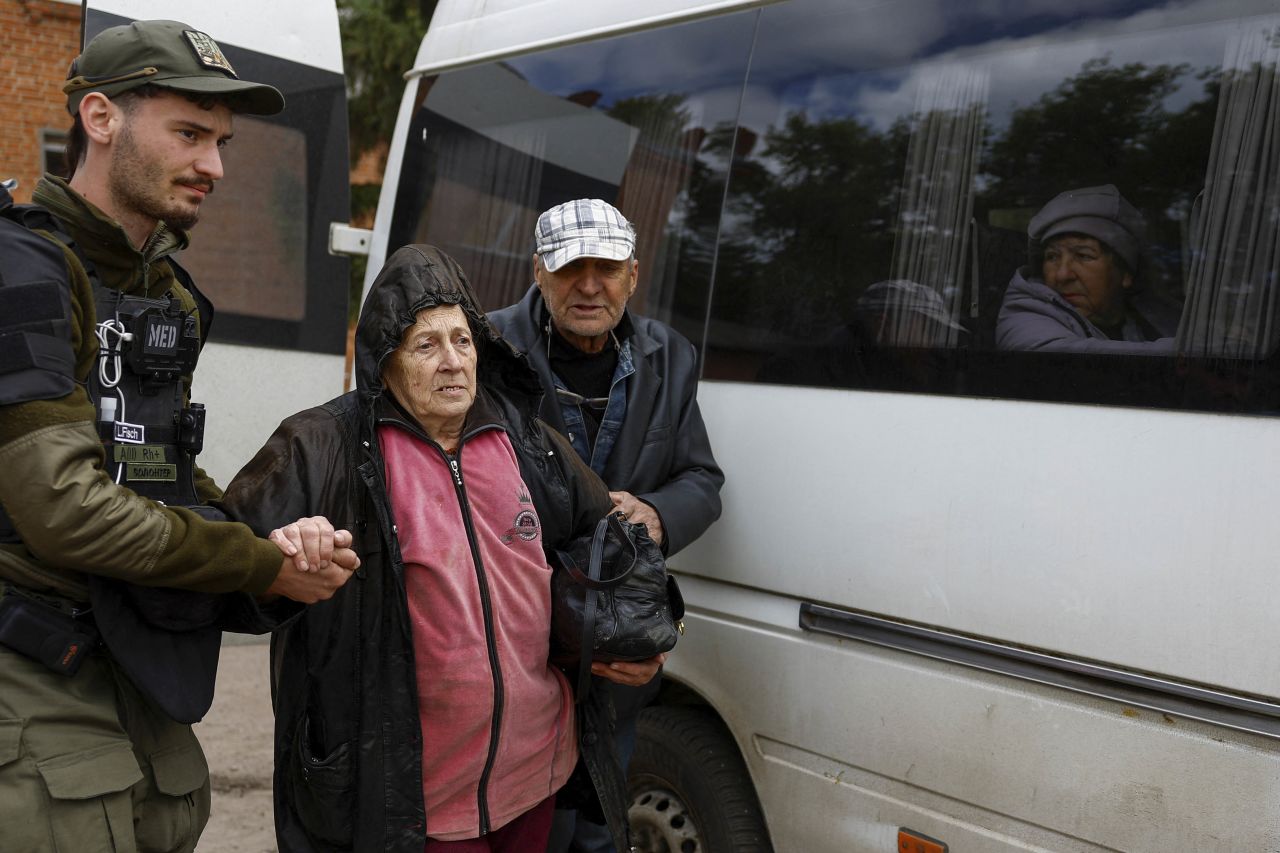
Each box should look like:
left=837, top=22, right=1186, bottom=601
left=0, top=176, right=282, bottom=600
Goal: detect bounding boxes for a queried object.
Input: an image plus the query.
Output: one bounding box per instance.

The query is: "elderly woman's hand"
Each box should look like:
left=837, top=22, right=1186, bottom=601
left=591, top=652, right=666, bottom=687
left=270, top=516, right=346, bottom=572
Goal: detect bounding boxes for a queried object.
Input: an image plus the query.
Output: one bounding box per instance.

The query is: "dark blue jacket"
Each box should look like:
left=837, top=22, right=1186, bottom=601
left=489, top=286, right=724, bottom=556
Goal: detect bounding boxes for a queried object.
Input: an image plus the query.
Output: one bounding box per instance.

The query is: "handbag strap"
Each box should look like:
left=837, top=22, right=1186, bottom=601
left=559, top=514, right=638, bottom=591
left=575, top=517, right=610, bottom=700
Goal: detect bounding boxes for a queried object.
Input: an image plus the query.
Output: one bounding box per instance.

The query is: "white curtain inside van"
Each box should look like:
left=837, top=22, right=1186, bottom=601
left=884, top=65, right=989, bottom=348
left=1178, top=20, right=1280, bottom=359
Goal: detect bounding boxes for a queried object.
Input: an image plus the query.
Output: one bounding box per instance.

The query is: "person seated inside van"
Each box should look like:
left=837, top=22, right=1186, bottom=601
left=996, top=184, right=1176, bottom=354
left=855, top=279, right=968, bottom=347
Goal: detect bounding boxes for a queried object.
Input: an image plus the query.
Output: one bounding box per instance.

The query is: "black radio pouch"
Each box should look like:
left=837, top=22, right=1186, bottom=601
left=0, top=592, right=98, bottom=676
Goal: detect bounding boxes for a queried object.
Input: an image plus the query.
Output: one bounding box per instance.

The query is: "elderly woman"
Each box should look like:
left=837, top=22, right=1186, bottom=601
left=220, top=245, right=659, bottom=853
left=996, top=184, right=1177, bottom=354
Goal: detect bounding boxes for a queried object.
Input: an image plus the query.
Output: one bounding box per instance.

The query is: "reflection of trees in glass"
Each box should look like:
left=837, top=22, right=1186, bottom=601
left=982, top=59, right=1205, bottom=210
left=706, top=57, right=1220, bottom=344
left=670, top=121, right=734, bottom=331
left=980, top=57, right=1216, bottom=285
left=608, top=94, right=700, bottom=325
left=597, top=92, right=738, bottom=336
left=714, top=112, right=908, bottom=333
left=609, top=95, right=693, bottom=149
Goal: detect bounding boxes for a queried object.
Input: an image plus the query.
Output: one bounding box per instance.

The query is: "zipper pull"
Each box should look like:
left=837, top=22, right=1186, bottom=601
left=449, top=456, right=462, bottom=486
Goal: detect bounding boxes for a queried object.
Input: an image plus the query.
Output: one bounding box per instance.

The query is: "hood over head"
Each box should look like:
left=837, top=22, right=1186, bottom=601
left=354, top=245, right=540, bottom=406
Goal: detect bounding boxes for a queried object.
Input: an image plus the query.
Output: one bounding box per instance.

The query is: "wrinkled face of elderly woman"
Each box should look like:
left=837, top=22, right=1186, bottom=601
left=381, top=304, right=478, bottom=443
left=1041, top=233, right=1132, bottom=326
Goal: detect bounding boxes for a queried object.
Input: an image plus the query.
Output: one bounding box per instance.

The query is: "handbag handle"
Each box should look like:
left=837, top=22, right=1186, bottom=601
left=571, top=513, right=635, bottom=700
left=575, top=519, right=606, bottom=700
left=558, top=513, right=638, bottom=591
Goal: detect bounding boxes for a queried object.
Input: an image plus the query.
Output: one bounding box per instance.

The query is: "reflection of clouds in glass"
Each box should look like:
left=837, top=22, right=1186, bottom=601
left=743, top=0, right=1278, bottom=139
left=502, top=0, right=1275, bottom=164
left=979, top=11, right=1278, bottom=126
left=737, top=84, right=785, bottom=132
left=839, top=75, right=917, bottom=133
left=510, top=8, right=756, bottom=113
left=752, top=0, right=1274, bottom=76
left=750, top=0, right=950, bottom=76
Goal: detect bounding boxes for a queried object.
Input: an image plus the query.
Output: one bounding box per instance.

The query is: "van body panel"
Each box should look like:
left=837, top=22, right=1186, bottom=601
left=679, top=382, right=1280, bottom=700
left=671, top=576, right=1280, bottom=851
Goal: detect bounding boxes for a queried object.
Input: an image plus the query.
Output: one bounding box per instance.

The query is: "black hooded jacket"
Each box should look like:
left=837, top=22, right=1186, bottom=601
left=220, top=246, right=627, bottom=852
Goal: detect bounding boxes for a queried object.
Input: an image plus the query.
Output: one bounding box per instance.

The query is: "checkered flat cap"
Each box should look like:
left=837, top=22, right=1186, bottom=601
left=535, top=199, right=635, bottom=272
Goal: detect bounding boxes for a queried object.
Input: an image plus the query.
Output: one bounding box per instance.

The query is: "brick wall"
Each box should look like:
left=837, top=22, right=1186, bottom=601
left=0, top=0, right=79, bottom=203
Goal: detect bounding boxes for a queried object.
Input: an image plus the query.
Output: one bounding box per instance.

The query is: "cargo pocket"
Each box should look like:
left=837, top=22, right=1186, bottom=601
left=0, top=719, right=46, bottom=852
left=134, top=740, right=210, bottom=853
left=0, top=718, right=20, bottom=767
left=287, top=716, right=354, bottom=847
left=36, top=740, right=142, bottom=853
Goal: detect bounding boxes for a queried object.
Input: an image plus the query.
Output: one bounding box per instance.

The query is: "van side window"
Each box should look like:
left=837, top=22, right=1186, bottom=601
left=706, top=0, right=1280, bottom=412
left=389, top=0, right=1280, bottom=416
left=388, top=10, right=758, bottom=338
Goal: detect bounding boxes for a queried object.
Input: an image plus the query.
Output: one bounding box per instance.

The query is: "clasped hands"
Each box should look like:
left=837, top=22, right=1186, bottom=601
left=263, top=516, right=360, bottom=603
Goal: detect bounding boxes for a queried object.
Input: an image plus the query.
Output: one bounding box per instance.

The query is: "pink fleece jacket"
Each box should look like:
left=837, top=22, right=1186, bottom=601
left=379, top=424, right=577, bottom=841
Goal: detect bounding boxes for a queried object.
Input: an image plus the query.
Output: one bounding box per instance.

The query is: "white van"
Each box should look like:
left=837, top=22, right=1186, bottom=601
left=365, top=1, right=1280, bottom=851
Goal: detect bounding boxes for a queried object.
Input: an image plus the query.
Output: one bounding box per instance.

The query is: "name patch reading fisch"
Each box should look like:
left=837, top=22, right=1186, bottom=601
left=114, top=421, right=145, bottom=444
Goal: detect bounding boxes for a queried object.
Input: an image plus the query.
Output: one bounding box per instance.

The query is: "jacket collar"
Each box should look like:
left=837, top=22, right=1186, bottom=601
left=33, top=175, right=188, bottom=297
left=371, top=387, right=509, bottom=449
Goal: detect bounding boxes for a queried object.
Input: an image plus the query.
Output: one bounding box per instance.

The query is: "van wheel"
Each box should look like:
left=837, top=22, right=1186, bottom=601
left=628, top=706, right=773, bottom=853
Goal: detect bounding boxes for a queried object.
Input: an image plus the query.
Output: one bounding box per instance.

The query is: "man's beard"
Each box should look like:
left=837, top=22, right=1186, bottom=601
left=107, top=123, right=212, bottom=232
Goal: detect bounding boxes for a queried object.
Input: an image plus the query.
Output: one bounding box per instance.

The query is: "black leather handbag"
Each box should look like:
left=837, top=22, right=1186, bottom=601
left=552, top=513, right=684, bottom=696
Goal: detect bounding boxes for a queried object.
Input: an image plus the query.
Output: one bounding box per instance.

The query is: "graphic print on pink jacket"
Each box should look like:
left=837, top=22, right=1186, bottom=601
left=379, top=423, right=578, bottom=841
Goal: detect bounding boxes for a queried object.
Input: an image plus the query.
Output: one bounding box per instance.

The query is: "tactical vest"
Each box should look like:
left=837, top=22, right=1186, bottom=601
left=0, top=187, right=215, bottom=535
left=89, top=282, right=207, bottom=508
left=0, top=186, right=227, bottom=724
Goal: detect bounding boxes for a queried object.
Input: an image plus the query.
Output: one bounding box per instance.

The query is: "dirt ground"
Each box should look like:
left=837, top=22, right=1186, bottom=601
left=193, top=637, right=277, bottom=853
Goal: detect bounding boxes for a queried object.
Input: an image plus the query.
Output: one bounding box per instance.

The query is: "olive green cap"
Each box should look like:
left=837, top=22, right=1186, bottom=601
left=63, top=20, right=284, bottom=116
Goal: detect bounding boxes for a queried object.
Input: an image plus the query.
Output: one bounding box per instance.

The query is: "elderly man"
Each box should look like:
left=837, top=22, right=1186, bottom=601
left=0, top=20, right=356, bottom=853
left=996, top=184, right=1176, bottom=353
left=489, top=198, right=724, bottom=852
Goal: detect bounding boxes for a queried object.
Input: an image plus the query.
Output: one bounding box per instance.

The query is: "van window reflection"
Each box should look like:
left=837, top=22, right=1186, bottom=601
left=996, top=185, right=1177, bottom=354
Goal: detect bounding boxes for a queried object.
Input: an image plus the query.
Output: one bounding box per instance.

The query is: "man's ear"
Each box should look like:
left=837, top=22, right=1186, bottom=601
left=627, top=258, right=640, bottom=297
left=532, top=253, right=545, bottom=289
left=79, top=92, right=119, bottom=146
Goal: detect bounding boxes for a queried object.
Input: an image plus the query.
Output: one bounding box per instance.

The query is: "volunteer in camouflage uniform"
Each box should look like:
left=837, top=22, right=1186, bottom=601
left=0, top=20, right=358, bottom=853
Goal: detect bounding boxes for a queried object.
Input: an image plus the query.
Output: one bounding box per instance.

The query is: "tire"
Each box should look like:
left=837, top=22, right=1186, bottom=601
left=628, top=706, right=774, bottom=853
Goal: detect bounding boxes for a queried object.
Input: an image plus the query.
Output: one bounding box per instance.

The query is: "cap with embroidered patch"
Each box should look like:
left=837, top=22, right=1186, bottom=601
left=63, top=19, right=284, bottom=116
left=535, top=199, right=636, bottom=273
